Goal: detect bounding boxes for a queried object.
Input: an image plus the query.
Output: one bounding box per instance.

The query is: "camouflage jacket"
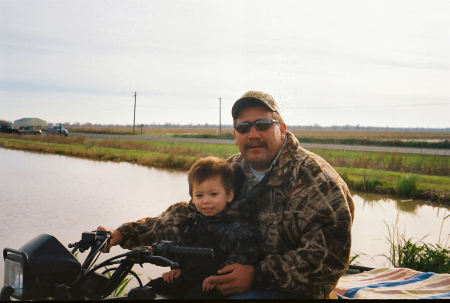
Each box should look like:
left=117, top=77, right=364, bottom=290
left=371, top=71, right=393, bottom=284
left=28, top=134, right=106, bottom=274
left=177, top=209, right=260, bottom=280
left=117, top=203, right=259, bottom=271
left=228, top=131, right=354, bottom=298
left=117, top=131, right=354, bottom=298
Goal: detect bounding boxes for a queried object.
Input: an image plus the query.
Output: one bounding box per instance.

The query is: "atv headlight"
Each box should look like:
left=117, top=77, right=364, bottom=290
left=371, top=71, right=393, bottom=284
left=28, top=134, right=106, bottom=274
left=3, top=251, right=24, bottom=299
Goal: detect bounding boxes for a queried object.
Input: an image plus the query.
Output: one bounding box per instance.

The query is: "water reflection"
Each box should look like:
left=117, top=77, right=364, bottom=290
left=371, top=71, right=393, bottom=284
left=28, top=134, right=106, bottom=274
left=357, top=192, right=422, bottom=213
left=395, top=199, right=421, bottom=213
left=0, top=148, right=448, bottom=279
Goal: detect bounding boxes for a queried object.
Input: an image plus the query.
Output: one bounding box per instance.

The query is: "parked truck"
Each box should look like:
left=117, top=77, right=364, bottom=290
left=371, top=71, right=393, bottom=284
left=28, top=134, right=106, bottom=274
left=0, top=124, right=19, bottom=134
left=49, top=124, right=69, bottom=136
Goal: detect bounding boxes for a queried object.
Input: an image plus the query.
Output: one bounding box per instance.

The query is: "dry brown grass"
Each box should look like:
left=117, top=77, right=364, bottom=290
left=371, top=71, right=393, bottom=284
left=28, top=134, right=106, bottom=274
left=69, top=126, right=449, bottom=141
left=290, top=129, right=450, bottom=141
left=70, top=126, right=234, bottom=136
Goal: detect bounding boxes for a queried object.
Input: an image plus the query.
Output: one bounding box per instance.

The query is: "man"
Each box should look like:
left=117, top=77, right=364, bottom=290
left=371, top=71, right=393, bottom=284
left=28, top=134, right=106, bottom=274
left=99, top=91, right=354, bottom=299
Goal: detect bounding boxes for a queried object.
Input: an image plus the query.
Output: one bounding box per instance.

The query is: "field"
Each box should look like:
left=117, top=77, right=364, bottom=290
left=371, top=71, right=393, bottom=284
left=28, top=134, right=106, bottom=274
left=69, top=126, right=450, bottom=149
left=289, top=129, right=449, bottom=141
left=1, top=128, right=449, bottom=204
left=69, top=126, right=448, bottom=139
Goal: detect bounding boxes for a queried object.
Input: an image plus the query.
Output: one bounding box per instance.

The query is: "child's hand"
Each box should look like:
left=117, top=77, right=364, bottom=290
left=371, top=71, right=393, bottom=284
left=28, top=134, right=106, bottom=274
left=162, top=269, right=182, bottom=283
left=202, top=276, right=217, bottom=292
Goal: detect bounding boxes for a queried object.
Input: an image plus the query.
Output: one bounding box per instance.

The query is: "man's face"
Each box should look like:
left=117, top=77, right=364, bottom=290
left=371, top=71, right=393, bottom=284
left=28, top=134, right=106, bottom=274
left=233, top=106, right=287, bottom=170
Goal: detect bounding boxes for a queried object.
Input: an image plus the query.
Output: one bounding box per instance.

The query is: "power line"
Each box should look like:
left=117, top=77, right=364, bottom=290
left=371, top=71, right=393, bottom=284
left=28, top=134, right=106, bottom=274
left=219, top=97, right=222, bottom=135
left=132, top=91, right=136, bottom=135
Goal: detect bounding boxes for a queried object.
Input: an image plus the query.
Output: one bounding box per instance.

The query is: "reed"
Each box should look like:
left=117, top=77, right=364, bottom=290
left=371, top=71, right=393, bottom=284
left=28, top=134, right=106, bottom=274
left=395, top=175, right=418, bottom=197
left=384, top=215, right=449, bottom=273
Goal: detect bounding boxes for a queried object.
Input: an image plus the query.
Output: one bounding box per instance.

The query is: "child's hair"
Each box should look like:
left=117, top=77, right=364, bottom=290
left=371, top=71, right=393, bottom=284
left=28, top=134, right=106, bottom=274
left=188, top=156, right=234, bottom=197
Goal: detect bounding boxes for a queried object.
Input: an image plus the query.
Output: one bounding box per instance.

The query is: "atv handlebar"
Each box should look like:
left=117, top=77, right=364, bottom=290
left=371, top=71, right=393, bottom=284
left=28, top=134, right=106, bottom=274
left=71, top=231, right=215, bottom=299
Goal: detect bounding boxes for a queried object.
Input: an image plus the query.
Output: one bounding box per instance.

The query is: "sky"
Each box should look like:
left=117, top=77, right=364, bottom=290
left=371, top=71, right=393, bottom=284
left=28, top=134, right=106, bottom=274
left=0, top=0, right=449, bottom=128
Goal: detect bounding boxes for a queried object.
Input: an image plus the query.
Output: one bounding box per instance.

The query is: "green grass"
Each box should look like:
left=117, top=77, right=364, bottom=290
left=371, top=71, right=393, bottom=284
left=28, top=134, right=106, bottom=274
left=2, top=133, right=447, bottom=175
left=336, top=167, right=450, bottom=204
left=311, top=149, right=448, bottom=176
left=173, top=133, right=235, bottom=140
left=171, top=133, right=450, bottom=149
left=138, top=140, right=239, bottom=158
left=300, top=136, right=450, bottom=149
left=336, top=167, right=449, bottom=194
left=396, top=175, right=418, bottom=196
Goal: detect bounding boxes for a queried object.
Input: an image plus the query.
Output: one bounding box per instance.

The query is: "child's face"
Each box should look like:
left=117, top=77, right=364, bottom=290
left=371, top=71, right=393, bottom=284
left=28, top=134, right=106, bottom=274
left=191, top=175, right=234, bottom=216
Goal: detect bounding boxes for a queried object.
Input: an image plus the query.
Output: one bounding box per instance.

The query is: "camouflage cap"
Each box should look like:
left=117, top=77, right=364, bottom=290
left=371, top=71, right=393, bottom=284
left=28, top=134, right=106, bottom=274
left=232, top=91, right=280, bottom=119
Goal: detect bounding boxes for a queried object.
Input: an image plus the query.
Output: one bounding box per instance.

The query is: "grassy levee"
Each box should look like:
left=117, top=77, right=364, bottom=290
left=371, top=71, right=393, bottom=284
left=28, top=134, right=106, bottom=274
left=0, top=134, right=448, bottom=205
left=172, top=133, right=450, bottom=149
left=310, top=149, right=448, bottom=176
left=336, top=167, right=449, bottom=204
left=0, top=137, right=197, bottom=170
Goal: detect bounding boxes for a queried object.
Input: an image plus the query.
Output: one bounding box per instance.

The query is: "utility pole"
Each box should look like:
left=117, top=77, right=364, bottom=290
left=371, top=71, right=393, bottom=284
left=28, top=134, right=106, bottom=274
left=133, top=91, right=136, bottom=135
left=218, top=97, right=222, bottom=135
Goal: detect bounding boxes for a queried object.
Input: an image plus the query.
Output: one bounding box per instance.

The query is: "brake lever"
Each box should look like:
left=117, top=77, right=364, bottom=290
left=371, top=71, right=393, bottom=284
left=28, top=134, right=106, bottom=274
left=146, top=255, right=179, bottom=269
left=69, top=230, right=111, bottom=252
left=68, top=242, right=80, bottom=254
left=126, top=246, right=180, bottom=269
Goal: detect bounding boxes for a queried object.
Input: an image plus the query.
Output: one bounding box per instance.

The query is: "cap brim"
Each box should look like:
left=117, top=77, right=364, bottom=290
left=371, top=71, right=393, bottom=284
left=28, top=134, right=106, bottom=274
left=232, top=97, right=275, bottom=119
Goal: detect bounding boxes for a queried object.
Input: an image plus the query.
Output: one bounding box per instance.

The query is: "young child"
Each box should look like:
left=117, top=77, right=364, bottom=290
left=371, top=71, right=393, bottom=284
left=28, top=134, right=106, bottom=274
left=147, top=156, right=259, bottom=299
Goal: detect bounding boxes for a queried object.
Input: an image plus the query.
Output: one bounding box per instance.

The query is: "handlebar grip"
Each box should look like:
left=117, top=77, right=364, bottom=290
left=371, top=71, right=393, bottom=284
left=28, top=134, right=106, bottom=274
left=151, top=241, right=215, bottom=258
left=168, top=246, right=215, bottom=258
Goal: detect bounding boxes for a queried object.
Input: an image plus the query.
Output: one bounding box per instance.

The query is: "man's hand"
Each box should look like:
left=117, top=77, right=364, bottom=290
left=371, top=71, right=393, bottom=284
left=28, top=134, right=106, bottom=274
left=96, top=226, right=123, bottom=253
left=162, top=269, right=182, bottom=283
left=202, top=264, right=254, bottom=295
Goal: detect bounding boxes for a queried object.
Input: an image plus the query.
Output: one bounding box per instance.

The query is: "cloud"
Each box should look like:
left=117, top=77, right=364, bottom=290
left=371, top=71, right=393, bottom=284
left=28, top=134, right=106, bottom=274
left=1, top=0, right=449, bottom=127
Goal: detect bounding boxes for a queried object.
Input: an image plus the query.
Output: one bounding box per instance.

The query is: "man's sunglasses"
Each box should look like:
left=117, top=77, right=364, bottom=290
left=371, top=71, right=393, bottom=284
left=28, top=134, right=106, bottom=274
left=234, top=118, right=281, bottom=134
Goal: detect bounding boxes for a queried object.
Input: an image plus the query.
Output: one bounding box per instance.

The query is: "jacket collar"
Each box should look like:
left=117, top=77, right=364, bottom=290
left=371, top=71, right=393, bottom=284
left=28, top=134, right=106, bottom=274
left=266, top=131, right=299, bottom=187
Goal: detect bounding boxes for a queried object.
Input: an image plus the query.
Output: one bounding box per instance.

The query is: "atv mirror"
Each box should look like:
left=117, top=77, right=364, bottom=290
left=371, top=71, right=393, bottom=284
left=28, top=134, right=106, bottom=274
left=3, top=234, right=81, bottom=300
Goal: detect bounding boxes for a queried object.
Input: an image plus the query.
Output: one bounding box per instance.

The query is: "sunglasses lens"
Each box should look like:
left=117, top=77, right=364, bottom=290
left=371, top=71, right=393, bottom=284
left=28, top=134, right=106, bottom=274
left=235, top=122, right=251, bottom=133
left=234, top=119, right=278, bottom=133
left=255, top=120, right=274, bottom=130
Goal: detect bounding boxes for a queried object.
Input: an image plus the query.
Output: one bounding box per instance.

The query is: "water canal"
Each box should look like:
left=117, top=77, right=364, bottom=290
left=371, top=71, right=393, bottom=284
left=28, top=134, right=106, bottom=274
left=0, top=147, right=448, bottom=281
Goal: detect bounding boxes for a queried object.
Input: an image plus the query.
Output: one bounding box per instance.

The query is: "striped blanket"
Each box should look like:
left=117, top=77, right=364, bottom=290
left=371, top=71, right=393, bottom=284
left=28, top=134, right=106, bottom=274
left=333, top=267, right=450, bottom=299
